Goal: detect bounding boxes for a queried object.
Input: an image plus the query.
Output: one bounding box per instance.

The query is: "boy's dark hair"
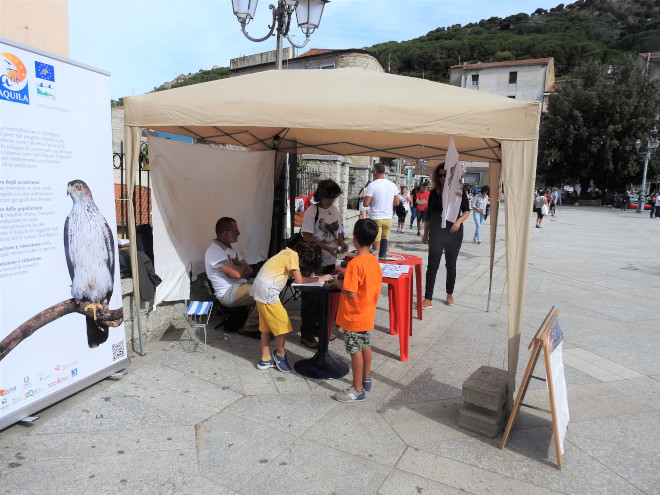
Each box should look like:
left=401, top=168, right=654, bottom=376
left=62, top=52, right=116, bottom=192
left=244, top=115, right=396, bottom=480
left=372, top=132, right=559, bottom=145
left=289, top=239, right=322, bottom=275
left=353, top=218, right=379, bottom=247
left=314, top=179, right=342, bottom=201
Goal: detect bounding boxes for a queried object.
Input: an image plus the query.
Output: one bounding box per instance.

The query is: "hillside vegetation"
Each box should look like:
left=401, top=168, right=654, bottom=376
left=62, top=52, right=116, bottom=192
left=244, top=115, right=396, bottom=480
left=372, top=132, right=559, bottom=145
left=366, top=0, right=659, bottom=81
left=130, top=0, right=658, bottom=103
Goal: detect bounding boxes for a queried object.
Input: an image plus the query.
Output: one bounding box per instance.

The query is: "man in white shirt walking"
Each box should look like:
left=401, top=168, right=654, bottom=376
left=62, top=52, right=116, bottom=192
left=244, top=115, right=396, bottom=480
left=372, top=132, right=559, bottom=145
left=363, top=162, right=400, bottom=259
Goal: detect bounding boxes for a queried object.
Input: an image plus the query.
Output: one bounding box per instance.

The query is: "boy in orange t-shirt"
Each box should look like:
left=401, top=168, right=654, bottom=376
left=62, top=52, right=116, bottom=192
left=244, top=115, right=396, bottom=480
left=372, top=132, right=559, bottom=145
left=330, top=219, right=382, bottom=402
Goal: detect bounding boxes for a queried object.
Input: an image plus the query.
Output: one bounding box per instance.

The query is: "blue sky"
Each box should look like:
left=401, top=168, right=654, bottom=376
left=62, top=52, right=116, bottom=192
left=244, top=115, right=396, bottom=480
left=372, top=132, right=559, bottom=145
left=69, top=0, right=563, bottom=100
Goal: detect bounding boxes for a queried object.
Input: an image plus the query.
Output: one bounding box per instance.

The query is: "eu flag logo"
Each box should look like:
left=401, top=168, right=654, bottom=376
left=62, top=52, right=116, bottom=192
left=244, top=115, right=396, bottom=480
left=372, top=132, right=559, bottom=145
left=35, top=61, right=55, bottom=82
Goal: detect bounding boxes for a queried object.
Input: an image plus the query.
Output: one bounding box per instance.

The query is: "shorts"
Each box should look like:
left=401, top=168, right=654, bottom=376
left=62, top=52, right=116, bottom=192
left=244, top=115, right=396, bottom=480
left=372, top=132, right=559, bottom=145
left=534, top=207, right=544, bottom=219
left=373, top=218, right=392, bottom=242
left=416, top=209, right=427, bottom=222
left=344, top=330, right=371, bottom=354
left=255, top=301, right=292, bottom=336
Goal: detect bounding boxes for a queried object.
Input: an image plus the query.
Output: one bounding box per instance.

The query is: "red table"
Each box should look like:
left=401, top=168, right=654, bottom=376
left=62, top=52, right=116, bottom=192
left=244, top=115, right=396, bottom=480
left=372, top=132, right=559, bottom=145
left=345, top=252, right=423, bottom=320
left=331, top=254, right=416, bottom=362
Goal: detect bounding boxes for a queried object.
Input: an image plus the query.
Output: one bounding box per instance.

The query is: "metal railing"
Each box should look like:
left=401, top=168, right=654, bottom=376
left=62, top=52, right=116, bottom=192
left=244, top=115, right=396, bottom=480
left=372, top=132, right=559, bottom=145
left=113, top=142, right=152, bottom=237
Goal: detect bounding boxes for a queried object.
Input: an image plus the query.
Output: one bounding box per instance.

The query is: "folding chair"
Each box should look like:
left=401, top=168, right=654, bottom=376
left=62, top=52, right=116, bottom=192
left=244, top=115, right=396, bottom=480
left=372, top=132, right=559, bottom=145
left=281, top=277, right=302, bottom=305
left=183, top=300, right=213, bottom=352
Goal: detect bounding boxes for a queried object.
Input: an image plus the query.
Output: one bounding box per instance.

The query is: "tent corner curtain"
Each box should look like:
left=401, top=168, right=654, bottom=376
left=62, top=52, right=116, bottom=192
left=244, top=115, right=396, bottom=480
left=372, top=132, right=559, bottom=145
left=123, top=125, right=144, bottom=354
left=501, top=138, right=538, bottom=409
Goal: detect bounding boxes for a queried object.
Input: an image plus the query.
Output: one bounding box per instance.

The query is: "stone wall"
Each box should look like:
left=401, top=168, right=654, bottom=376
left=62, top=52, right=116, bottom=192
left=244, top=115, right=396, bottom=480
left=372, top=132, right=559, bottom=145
left=111, top=107, right=124, bottom=153
left=336, top=53, right=385, bottom=72
left=120, top=278, right=186, bottom=352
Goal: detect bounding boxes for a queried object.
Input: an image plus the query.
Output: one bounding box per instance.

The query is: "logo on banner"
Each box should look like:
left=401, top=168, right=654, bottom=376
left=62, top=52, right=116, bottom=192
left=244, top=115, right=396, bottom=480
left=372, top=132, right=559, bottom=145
left=0, top=386, right=17, bottom=396
left=35, top=61, right=56, bottom=100
left=1, top=52, right=30, bottom=105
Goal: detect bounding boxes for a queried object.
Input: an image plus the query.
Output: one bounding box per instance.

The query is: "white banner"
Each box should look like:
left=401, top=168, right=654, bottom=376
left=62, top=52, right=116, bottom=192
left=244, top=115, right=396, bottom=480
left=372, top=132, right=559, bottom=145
left=0, top=39, right=129, bottom=429
left=149, top=136, right=274, bottom=305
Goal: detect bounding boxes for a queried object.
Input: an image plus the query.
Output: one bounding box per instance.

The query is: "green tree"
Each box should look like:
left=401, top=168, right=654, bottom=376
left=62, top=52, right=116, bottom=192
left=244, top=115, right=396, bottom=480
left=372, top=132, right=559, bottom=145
left=538, top=58, right=660, bottom=193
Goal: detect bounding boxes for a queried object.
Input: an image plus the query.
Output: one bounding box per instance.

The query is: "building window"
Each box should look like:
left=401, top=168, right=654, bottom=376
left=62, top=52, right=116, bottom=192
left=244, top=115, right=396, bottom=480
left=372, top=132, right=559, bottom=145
left=507, top=95, right=515, bottom=99
left=471, top=74, right=479, bottom=86
left=509, top=71, right=517, bottom=84
left=321, top=64, right=335, bottom=69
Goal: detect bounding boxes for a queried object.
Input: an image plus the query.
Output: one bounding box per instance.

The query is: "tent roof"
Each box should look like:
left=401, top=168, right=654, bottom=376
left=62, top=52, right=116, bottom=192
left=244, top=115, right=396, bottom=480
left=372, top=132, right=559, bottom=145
left=124, top=68, right=540, bottom=162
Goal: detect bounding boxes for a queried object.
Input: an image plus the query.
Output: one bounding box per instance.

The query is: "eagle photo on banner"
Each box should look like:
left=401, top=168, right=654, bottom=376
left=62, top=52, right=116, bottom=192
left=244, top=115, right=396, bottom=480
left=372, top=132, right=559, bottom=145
left=64, top=179, right=115, bottom=348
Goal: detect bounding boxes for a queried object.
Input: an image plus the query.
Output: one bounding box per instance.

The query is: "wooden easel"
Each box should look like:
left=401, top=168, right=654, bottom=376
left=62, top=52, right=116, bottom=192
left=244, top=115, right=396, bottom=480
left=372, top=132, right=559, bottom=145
left=499, top=307, right=566, bottom=470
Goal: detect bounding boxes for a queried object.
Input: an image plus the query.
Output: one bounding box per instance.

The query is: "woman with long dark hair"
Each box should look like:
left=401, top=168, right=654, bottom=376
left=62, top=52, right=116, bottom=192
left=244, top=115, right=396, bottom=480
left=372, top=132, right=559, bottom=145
left=421, top=164, right=470, bottom=308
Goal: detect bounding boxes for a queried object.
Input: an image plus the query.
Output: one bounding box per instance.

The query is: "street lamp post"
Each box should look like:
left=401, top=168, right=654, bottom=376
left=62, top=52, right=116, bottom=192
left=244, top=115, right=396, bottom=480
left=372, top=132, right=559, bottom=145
left=634, top=138, right=660, bottom=213
left=230, top=0, right=329, bottom=70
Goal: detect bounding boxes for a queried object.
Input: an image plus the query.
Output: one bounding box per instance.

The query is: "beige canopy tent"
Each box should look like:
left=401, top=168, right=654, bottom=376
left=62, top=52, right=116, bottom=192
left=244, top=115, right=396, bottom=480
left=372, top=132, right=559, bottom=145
left=123, top=68, right=540, bottom=406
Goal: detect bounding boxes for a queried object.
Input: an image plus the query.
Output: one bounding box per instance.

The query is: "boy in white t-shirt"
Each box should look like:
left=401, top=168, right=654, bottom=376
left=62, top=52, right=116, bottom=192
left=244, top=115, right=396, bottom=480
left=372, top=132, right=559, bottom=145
left=250, top=236, right=333, bottom=372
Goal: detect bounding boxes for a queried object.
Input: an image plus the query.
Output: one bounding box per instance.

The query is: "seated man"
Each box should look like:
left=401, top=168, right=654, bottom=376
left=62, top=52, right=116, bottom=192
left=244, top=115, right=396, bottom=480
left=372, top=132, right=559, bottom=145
left=205, top=217, right=259, bottom=334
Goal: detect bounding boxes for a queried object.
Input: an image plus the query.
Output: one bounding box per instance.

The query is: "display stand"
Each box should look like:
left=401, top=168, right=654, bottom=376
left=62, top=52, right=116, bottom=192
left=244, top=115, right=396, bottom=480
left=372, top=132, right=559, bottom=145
left=499, top=307, right=569, bottom=470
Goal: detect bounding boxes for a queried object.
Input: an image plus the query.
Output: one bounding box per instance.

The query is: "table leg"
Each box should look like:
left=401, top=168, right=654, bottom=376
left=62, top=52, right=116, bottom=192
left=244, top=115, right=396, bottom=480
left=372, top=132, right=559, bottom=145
left=415, top=263, right=423, bottom=320
left=294, top=290, right=349, bottom=379
left=398, top=274, right=411, bottom=362
left=388, top=284, right=397, bottom=335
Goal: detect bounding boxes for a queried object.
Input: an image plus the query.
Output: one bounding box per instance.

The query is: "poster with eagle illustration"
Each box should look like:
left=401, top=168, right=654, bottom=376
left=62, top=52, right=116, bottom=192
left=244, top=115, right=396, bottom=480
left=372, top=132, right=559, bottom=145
left=0, top=38, right=129, bottom=430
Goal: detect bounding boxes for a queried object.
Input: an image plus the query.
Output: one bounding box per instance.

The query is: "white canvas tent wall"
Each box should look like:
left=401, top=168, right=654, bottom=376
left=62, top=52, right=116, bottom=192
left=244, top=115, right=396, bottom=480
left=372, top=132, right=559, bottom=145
left=123, top=68, right=540, bottom=406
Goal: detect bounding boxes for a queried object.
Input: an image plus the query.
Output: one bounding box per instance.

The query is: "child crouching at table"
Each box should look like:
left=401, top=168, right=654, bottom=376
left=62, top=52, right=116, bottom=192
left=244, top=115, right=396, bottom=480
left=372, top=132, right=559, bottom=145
left=250, top=235, right=334, bottom=372
left=330, top=219, right=382, bottom=402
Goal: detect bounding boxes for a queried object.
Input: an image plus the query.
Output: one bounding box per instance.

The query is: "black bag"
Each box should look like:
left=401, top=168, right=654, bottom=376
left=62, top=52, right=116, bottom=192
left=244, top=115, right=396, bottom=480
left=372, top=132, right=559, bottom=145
left=395, top=203, right=406, bottom=216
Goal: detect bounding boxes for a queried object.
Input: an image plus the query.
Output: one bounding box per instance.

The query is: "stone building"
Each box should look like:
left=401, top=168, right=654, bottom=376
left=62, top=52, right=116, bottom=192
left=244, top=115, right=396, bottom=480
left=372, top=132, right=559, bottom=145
left=230, top=48, right=385, bottom=76
left=448, top=57, right=556, bottom=188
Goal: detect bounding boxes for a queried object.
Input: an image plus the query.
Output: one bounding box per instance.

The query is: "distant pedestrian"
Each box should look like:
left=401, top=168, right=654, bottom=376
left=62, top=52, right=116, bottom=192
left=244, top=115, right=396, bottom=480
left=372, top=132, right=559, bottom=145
left=363, top=163, right=399, bottom=259
left=649, top=192, right=656, bottom=218
left=534, top=191, right=547, bottom=228
left=472, top=185, right=489, bottom=244
left=358, top=180, right=371, bottom=219
left=655, top=193, right=660, bottom=218
left=396, top=185, right=412, bottom=233
left=409, top=186, right=418, bottom=229
left=414, top=182, right=430, bottom=236
left=549, top=187, right=559, bottom=216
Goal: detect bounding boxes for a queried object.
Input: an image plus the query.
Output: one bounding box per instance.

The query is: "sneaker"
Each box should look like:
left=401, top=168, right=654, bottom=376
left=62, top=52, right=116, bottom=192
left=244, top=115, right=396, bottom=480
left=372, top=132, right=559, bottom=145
left=256, top=357, right=275, bottom=370
left=477, top=239, right=482, bottom=244
left=363, top=379, right=372, bottom=392
left=334, top=386, right=365, bottom=402
left=300, top=337, right=318, bottom=349
left=446, top=294, right=454, bottom=306
left=422, top=299, right=433, bottom=310
left=473, top=237, right=478, bottom=243
left=417, top=231, right=421, bottom=236
left=271, top=351, right=292, bottom=373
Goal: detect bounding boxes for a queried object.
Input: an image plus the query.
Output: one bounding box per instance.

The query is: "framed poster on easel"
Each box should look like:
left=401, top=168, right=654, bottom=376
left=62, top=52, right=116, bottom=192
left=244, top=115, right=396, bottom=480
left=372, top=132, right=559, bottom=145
left=499, top=307, right=569, bottom=469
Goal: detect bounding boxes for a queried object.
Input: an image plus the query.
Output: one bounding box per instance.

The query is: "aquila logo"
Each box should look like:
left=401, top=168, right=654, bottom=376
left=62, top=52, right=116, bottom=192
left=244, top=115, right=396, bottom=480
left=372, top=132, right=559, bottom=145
left=1, top=52, right=30, bottom=105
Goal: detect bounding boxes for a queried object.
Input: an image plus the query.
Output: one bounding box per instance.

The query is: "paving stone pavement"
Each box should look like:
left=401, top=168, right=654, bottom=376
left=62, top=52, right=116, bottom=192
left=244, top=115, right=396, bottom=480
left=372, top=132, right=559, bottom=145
left=1, top=206, right=658, bottom=495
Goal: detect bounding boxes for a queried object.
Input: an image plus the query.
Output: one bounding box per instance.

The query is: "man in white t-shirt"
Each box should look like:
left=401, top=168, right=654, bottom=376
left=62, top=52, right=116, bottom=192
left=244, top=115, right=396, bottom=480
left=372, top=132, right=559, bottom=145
left=363, top=162, right=400, bottom=259
left=205, top=217, right=259, bottom=333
